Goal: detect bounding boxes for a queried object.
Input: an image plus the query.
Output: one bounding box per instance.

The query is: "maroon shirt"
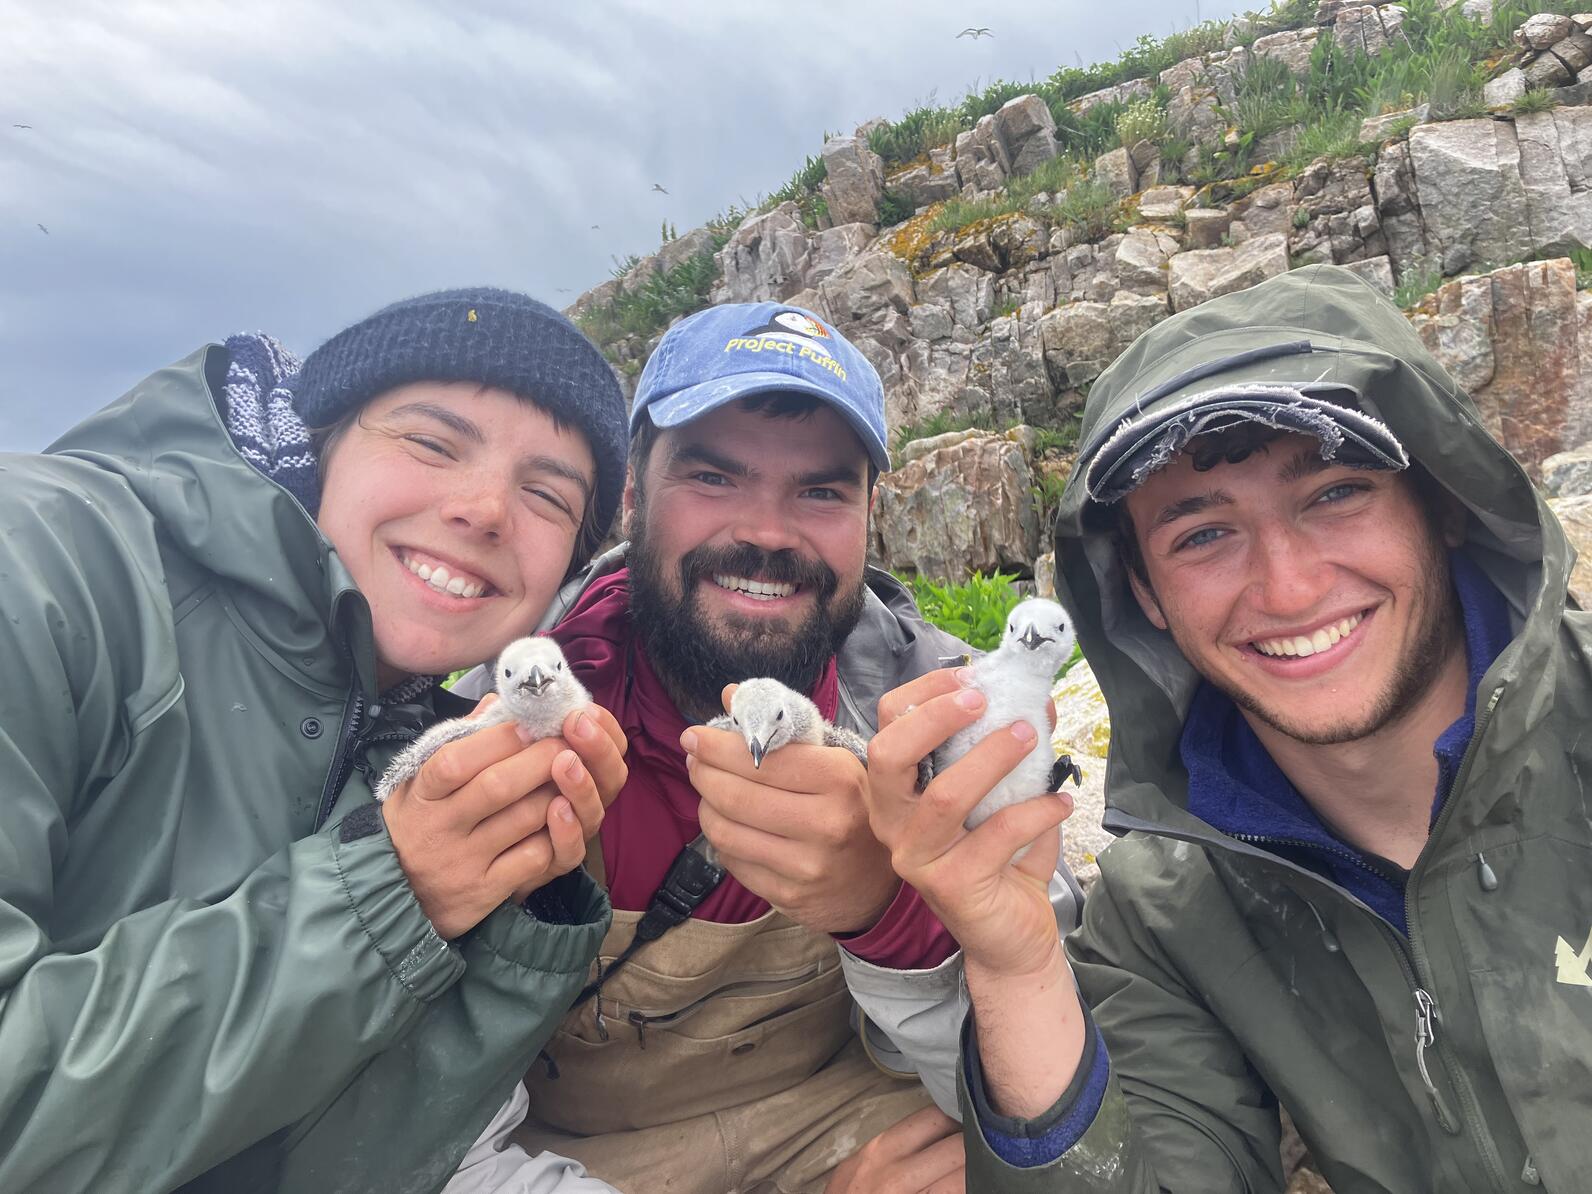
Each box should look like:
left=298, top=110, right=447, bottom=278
left=552, top=568, right=956, bottom=968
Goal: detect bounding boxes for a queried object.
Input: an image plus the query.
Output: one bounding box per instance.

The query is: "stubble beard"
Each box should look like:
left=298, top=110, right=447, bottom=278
left=1178, top=534, right=1464, bottom=747
left=627, top=490, right=867, bottom=722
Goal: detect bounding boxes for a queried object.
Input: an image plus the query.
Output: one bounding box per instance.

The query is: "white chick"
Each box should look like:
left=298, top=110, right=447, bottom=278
left=707, top=678, right=869, bottom=767
left=937, top=598, right=1078, bottom=830
left=373, top=636, right=590, bottom=802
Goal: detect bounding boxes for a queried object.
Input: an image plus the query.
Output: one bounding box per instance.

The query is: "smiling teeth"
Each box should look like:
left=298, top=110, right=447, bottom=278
left=713, top=574, right=797, bottom=601
left=1254, top=613, right=1363, bottom=658
left=403, top=553, right=486, bottom=599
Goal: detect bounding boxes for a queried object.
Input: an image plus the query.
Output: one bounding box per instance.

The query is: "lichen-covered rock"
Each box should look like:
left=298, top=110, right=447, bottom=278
left=1068, top=77, right=1152, bottom=115
left=1341, top=255, right=1397, bottom=297
left=718, top=202, right=813, bottom=304
left=917, top=262, right=995, bottom=329
left=821, top=136, right=886, bottom=227
left=1167, top=233, right=1290, bottom=312
left=994, top=94, right=1061, bottom=177
left=1291, top=156, right=1386, bottom=266
left=1542, top=441, right=1592, bottom=495
left=1333, top=3, right=1407, bottom=57
left=1038, top=292, right=1168, bottom=391
left=870, top=431, right=1041, bottom=579
left=1372, top=138, right=1428, bottom=277
left=1230, top=181, right=1296, bottom=241
left=887, top=151, right=960, bottom=211
left=1358, top=104, right=1428, bottom=144
left=1411, top=259, right=1592, bottom=478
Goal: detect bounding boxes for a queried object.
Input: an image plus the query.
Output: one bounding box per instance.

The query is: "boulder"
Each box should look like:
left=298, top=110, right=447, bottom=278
left=1095, top=146, right=1138, bottom=201
left=887, top=151, right=960, bottom=211
left=995, top=94, right=1061, bottom=177
left=1542, top=441, right=1592, bottom=494
left=821, top=136, right=886, bottom=227
left=871, top=431, right=1042, bottom=579
left=1333, top=3, right=1407, bottom=57
left=917, top=262, right=995, bottom=328
left=818, top=249, right=914, bottom=321
left=1372, top=138, right=1429, bottom=277
left=1252, top=27, right=1321, bottom=77
left=1342, top=255, right=1397, bottom=297
left=1407, top=119, right=1533, bottom=274
left=717, top=203, right=813, bottom=304
left=656, top=226, right=717, bottom=275
left=1549, top=495, right=1592, bottom=606
left=1483, top=67, right=1529, bottom=107
left=1068, top=78, right=1152, bottom=115
left=1115, top=227, right=1180, bottom=294
left=1410, top=259, right=1592, bottom=478
left=809, top=223, right=877, bottom=286
left=1185, top=206, right=1233, bottom=250
left=1167, top=233, right=1291, bottom=312
left=1291, top=155, right=1387, bottom=266
left=1359, top=103, right=1429, bottom=143
left=1137, top=185, right=1195, bottom=222
left=1524, top=50, right=1576, bottom=90
left=955, top=115, right=1012, bottom=194
left=1515, top=107, right=1592, bottom=256
left=1517, top=12, right=1575, bottom=51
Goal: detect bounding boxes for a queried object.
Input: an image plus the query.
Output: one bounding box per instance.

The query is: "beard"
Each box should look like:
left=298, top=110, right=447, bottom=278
left=628, top=498, right=867, bottom=722
left=1187, top=530, right=1463, bottom=747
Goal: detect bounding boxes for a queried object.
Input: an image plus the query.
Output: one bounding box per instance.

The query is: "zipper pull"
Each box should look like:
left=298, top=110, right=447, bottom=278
left=593, top=994, right=609, bottom=1043
left=1413, top=988, right=1460, bottom=1134
left=1475, top=852, right=1498, bottom=892
left=629, top=1010, right=649, bottom=1050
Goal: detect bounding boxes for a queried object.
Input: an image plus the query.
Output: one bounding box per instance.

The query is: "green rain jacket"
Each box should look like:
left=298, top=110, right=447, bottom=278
left=0, top=347, right=610, bottom=1193
left=962, top=266, right=1592, bottom=1192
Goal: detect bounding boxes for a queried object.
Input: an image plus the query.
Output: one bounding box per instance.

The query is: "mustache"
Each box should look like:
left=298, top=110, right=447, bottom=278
left=679, top=542, right=837, bottom=596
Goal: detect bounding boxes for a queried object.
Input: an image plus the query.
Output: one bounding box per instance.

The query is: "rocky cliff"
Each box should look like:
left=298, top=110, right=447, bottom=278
left=569, top=0, right=1592, bottom=593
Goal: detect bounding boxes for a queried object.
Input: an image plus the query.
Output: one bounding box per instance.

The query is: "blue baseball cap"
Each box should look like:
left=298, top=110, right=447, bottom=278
left=631, top=302, right=889, bottom=471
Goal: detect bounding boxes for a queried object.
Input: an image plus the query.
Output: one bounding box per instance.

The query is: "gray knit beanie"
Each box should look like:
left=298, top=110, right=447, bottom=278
left=292, top=287, right=627, bottom=562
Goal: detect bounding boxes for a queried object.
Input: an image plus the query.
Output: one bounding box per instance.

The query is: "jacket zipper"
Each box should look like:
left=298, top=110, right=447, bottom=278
left=314, top=684, right=366, bottom=830
left=1397, top=683, right=1510, bottom=1191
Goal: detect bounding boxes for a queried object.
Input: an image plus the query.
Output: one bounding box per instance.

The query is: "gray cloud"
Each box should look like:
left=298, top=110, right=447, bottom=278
left=1, top=0, right=1232, bottom=449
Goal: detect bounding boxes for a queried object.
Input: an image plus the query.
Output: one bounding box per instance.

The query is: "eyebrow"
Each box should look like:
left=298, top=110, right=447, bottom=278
left=386, top=402, right=484, bottom=444
left=390, top=402, right=592, bottom=499
left=1149, top=491, right=1233, bottom=532
left=666, top=442, right=863, bottom=490
left=1278, top=446, right=1332, bottom=485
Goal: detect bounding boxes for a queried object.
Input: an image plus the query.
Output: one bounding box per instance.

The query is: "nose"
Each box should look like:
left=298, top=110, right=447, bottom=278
left=1249, top=520, right=1335, bottom=617
left=729, top=489, right=803, bottom=554
left=439, top=473, right=509, bottom=543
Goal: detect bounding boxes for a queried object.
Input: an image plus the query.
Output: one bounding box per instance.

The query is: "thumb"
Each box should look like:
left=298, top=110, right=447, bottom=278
left=468, top=692, right=501, bottom=721
left=720, top=683, right=739, bottom=714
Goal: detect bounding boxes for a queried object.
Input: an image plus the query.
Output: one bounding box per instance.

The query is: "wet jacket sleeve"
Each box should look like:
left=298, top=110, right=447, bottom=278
left=960, top=870, right=1285, bottom=1193
left=273, top=864, right=610, bottom=1194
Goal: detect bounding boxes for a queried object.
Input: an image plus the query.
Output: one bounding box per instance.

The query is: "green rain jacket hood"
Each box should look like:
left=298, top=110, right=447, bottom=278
left=0, top=347, right=608, bottom=1193
left=964, top=266, right=1592, bottom=1192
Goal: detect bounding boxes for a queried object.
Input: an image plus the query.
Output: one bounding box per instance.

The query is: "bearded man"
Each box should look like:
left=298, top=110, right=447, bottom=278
left=449, top=303, right=1085, bottom=1194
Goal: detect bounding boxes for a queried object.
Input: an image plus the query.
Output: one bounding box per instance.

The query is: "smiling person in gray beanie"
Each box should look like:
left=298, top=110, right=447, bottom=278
left=0, top=286, right=635, bottom=1194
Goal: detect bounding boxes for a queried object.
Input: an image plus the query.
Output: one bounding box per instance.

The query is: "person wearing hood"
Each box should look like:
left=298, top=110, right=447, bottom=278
left=864, top=264, right=1592, bottom=1191
left=0, top=289, right=633, bottom=1193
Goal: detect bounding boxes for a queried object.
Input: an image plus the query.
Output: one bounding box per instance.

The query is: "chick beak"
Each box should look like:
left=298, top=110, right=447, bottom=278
left=749, top=737, right=769, bottom=769
left=520, top=666, right=553, bottom=696
left=1018, top=624, right=1052, bottom=651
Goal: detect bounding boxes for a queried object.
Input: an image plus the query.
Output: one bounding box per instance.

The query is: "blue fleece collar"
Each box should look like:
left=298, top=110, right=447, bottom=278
left=1180, top=550, right=1513, bottom=932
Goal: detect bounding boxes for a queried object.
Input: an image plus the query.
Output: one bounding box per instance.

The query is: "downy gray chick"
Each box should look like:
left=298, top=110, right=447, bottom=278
left=373, top=636, right=590, bottom=802
left=707, top=678, right=869, bottom=768
left=936, top=598, right=1078, bottom=831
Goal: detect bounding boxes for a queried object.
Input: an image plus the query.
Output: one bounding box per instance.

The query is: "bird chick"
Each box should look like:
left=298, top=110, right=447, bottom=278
left=373, top=636, right=590, bottom=801
left=936, top=598, right=1077, bottom=831
left=707, top=678, right=869, bottom=768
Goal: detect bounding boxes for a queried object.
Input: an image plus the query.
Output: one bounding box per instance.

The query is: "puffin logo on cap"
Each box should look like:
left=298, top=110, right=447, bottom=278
left=722, top=309, right=848, bottom=380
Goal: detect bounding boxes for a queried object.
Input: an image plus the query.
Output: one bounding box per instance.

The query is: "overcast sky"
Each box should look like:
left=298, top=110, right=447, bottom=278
left=1, top=0, right=1238, bottom=450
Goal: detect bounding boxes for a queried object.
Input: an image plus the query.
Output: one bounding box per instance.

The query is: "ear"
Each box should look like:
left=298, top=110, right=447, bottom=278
left=1128, top=568, right=1169, bottom=631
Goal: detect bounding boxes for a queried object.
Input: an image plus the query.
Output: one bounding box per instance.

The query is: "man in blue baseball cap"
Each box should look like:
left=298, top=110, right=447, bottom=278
left=448, top=302, right=1084, bottom=1192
